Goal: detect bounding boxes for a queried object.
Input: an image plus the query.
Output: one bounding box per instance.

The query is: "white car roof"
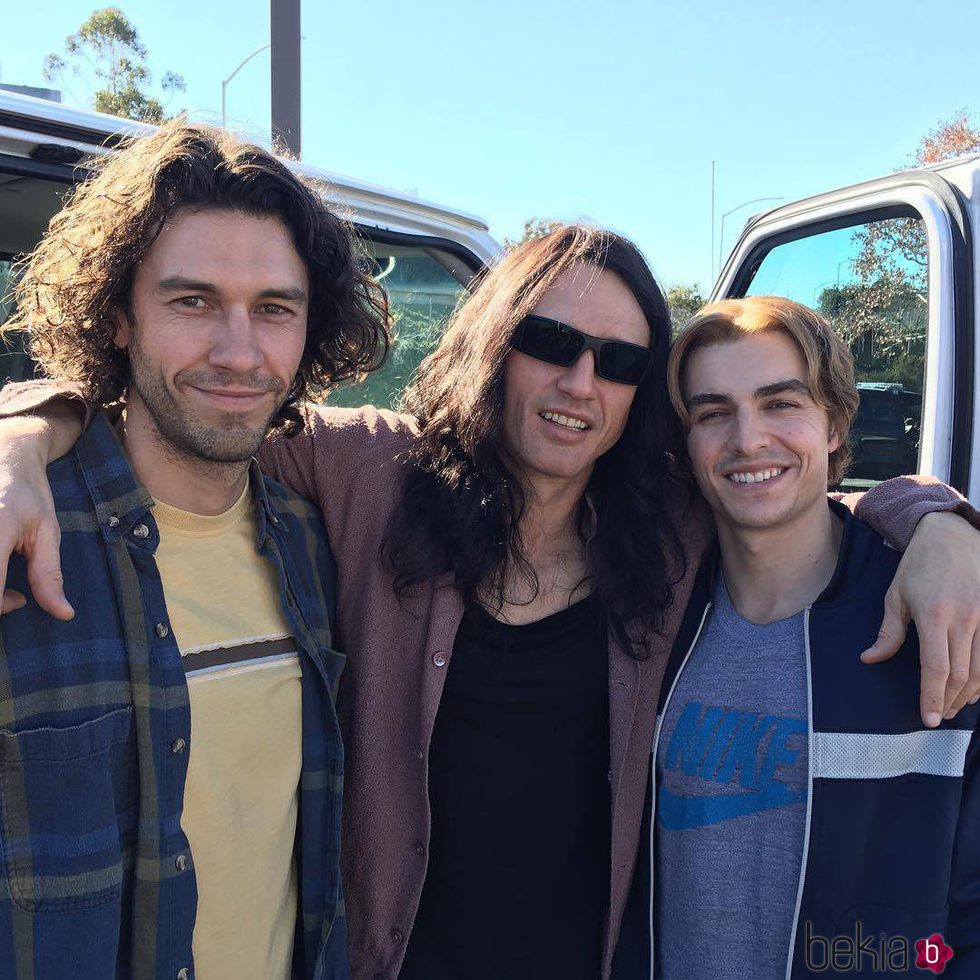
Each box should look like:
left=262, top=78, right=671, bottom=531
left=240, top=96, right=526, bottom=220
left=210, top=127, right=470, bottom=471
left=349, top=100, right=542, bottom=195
left=0, top=90, right=498, bottom=258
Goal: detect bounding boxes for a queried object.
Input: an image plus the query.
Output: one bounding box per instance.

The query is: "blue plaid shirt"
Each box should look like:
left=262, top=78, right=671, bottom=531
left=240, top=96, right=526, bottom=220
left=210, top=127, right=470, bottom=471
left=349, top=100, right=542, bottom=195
left=0, top=412, right=348, bottom=979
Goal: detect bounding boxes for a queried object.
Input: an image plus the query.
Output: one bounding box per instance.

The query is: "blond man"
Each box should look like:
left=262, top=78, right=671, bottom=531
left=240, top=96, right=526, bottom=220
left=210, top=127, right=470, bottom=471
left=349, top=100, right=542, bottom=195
left=615, top=297, right=979, bottom=979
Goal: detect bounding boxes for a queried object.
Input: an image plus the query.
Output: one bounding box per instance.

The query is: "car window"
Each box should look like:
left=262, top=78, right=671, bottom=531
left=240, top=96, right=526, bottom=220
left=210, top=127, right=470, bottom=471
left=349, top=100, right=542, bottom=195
left=327, top=241, right=471, bottom=410
left=743, top=214, right=927, bottom=488
left=0, top=257, right=36, bottom=384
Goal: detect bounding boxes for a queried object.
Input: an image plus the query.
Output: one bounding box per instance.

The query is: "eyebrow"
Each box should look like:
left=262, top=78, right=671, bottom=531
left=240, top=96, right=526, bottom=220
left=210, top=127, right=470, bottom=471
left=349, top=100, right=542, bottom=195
left=685, top=378, right=811, bottom=411
left=155, top=276, right=308, bottom=305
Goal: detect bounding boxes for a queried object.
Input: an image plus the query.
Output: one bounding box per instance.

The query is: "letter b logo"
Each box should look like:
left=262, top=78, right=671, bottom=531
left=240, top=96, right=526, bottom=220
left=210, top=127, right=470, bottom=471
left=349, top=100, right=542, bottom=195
left=914, top=934, right=953, bottom=974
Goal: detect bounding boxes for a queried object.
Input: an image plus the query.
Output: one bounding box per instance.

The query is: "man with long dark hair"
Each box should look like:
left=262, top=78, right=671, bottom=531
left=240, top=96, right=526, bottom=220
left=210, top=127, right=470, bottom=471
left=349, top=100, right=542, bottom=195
left=0, top=225, right=979, bottom=979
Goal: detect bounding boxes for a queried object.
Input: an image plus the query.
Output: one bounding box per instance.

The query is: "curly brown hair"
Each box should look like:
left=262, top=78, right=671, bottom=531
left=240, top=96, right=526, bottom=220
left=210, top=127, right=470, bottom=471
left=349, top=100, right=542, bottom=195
left=5, top=121, right=390, bottom=433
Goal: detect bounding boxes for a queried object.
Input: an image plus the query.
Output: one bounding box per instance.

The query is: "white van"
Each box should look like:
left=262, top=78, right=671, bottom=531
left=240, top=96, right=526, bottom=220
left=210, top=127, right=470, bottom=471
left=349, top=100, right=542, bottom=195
left=1, top=91, right=977, bottom=504
left=0, top=90, right=499, bottom=409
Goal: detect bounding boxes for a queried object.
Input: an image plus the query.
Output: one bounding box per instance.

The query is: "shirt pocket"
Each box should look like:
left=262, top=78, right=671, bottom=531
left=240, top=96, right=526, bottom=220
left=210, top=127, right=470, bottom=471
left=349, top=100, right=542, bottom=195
left=0, top=706, right=138, bottom=913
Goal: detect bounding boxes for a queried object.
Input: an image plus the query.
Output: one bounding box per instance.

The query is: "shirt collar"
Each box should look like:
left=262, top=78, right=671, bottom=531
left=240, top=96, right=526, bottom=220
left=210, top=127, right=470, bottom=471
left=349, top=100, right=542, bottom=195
left=74, top=411, right=279, bottom=546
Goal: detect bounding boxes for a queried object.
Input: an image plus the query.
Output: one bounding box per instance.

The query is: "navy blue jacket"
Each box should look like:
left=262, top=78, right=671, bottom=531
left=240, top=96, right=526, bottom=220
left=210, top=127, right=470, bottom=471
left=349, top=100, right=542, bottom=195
left=614, top=502, right=980, bottom=978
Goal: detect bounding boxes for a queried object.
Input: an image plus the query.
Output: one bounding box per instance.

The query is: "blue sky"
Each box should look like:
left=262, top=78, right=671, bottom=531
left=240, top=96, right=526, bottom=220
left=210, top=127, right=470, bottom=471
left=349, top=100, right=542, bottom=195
left=3, top=0, right=977, bottom=292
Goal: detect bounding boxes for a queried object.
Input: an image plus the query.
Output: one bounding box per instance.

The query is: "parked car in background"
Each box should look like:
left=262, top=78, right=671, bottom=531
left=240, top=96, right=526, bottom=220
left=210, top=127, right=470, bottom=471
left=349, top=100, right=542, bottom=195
left=1, top=91, right=977, bottom=505
left=848, top=383, right=922, bottom=483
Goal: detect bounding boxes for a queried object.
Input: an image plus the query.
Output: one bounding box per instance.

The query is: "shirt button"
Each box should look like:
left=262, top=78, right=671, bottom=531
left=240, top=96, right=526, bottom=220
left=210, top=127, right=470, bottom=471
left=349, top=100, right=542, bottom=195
left=107, top=514, right=120, bottom=528
left=133, top=523, right=150, bottom=539
left=171, top=738, right=186, bottom=754
left=415, top=842, right=425, bottom=857
left=155, top=622, right=169, bottom=638
left=175, top=854, right=188, bottom=872
left=391, top=928, right=404, bottom=943
left=416, top=747, right=424, bottom=761
left=431, top=651, right=447, bottom=667
left=176, top=970, right=190, bottom=980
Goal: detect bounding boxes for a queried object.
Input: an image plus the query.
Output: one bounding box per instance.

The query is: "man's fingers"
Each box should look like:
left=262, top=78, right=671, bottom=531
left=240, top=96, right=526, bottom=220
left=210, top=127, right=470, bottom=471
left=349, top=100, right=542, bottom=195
left=918, top=625, right=950, bottom=728
left=860, top=597, right=907, bottom=664
left=947, top=630, right=980, bottom=716
left=941, top=626, right=974, bottom=718
left=24, top=517, right=73, bottom=621
left=1, top=589, right=26, bottom=614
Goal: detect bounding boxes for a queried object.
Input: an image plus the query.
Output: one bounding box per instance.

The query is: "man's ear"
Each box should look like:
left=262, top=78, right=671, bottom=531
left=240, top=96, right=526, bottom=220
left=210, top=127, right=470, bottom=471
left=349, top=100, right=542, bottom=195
left=114, top=309, right=131, bottom=350
left=828, top=421, right=843, bottom=454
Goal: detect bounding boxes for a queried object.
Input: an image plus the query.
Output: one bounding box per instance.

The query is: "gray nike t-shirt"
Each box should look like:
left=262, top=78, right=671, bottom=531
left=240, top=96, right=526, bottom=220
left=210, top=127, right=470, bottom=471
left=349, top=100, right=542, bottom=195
left=654, top=576, right=808, bottom=979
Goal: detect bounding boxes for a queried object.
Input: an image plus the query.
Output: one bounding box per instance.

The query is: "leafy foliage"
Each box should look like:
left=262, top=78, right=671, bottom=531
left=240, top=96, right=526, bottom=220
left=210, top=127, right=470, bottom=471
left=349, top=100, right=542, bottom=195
left=833, top=112, right=980, bottom=373
left=328, top=250, right=463, bottom=409
left=666, top=283, right=705, bottom=337
left=43, top=7, right=185, bottom=123
left=817, top=281, right=925, bottom=390
left=502, top=218, right=562, bottom=248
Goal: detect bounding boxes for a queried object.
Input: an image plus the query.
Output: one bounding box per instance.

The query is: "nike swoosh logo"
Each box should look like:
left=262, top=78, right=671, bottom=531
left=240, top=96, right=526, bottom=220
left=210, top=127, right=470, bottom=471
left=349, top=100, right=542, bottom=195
left=658, top=781, right=805, bottom=830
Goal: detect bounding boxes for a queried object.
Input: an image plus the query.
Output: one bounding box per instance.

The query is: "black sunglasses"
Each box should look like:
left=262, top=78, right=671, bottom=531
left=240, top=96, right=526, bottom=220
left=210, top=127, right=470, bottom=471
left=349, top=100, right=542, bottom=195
left=510, top=315, right=652, bottom=386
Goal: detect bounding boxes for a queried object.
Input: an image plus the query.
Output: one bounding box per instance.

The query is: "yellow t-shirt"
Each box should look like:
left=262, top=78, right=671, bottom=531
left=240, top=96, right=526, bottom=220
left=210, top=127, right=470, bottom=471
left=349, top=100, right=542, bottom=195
left=153, top=481, right=301, bottom=980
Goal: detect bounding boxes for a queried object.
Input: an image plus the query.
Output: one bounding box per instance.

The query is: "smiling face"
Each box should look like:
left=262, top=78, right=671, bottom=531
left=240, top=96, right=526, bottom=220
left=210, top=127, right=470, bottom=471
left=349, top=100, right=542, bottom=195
left=682, top=330, right=840, bottom=535
left=500, top=262, right=650, bottom=496
left=115, top=208, right=309, bottom=465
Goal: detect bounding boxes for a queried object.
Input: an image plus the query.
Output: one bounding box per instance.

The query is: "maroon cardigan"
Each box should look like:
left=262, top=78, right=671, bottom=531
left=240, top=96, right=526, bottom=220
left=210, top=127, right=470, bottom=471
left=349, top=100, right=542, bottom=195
left=0, top=384, right=971, bottom=980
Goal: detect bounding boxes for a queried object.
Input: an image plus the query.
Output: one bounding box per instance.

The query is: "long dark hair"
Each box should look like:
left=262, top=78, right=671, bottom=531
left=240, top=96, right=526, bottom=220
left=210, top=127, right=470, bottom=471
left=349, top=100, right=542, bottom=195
left=7, top=121, right=389, bottom=434
left=383, top=224, right=692, bottom=653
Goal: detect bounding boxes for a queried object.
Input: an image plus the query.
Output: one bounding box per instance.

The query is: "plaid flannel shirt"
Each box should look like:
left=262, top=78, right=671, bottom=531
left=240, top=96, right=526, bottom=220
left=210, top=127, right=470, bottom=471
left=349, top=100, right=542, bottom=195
left=0, top=412, right=347, bottom=980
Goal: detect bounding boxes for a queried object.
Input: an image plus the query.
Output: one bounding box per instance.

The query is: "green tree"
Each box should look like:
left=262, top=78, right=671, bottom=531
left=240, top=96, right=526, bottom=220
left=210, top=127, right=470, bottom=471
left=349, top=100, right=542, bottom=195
left=844, top=111, right=980, bottom=358
left=817, top=282, right=925, bottom=391
left=502, top=218, right=561, bottom=249
left=666, top=283, right=705, bottom=337
left=43, top=8, right=185, bottom=123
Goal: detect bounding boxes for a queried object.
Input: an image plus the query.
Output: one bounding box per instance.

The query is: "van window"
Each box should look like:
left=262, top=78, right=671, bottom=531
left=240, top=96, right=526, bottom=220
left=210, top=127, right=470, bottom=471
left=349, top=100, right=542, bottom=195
left=0, top=258, right=35, bottom=384
left=743, top=214, right=927, bottom=487
left=328, top=241, right=470, bottom=410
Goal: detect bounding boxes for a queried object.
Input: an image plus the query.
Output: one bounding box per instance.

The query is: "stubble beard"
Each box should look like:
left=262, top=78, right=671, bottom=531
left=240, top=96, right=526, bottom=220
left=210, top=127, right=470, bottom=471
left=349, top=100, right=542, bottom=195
left=126, top=333, right=289, bottom=471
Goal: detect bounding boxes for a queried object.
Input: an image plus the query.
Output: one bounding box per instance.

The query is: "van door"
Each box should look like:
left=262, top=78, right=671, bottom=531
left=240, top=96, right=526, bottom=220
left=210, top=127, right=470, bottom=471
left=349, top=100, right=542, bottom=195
left=713, top=170, right=975, bottom=499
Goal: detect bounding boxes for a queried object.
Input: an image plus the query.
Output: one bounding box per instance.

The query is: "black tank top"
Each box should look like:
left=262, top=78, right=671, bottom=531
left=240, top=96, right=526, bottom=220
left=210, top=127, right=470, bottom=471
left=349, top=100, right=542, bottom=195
left=399, top=594, right=611, bottom=980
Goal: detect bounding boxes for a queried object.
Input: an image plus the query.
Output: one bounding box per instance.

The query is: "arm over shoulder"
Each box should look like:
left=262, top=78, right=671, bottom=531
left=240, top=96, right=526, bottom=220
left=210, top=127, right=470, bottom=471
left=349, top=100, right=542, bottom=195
left=256, top=403, right=419, bottom=553
left=0, top=379, right=92, bottom=424
left=835, top=475, right=980, bottom=551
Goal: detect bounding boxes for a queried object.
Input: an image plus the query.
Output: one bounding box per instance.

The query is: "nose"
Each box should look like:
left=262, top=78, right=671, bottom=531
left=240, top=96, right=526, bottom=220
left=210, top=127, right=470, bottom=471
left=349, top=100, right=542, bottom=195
left=730, top=407, right=771, bottom=455
left=209, top=306, right=264, bottom=374
left=555, top=349, right=598, bottom=399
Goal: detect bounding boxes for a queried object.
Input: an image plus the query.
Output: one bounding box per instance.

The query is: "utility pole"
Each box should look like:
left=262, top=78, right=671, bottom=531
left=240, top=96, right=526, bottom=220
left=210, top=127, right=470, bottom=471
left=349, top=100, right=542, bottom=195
left=271, top=0, right=301, bottom=157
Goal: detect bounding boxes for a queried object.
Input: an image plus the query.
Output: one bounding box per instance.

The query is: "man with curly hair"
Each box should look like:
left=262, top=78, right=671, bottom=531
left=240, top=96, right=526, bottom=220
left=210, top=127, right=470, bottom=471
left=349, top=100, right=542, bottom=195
left=0, top=122, right=388, bottom=979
